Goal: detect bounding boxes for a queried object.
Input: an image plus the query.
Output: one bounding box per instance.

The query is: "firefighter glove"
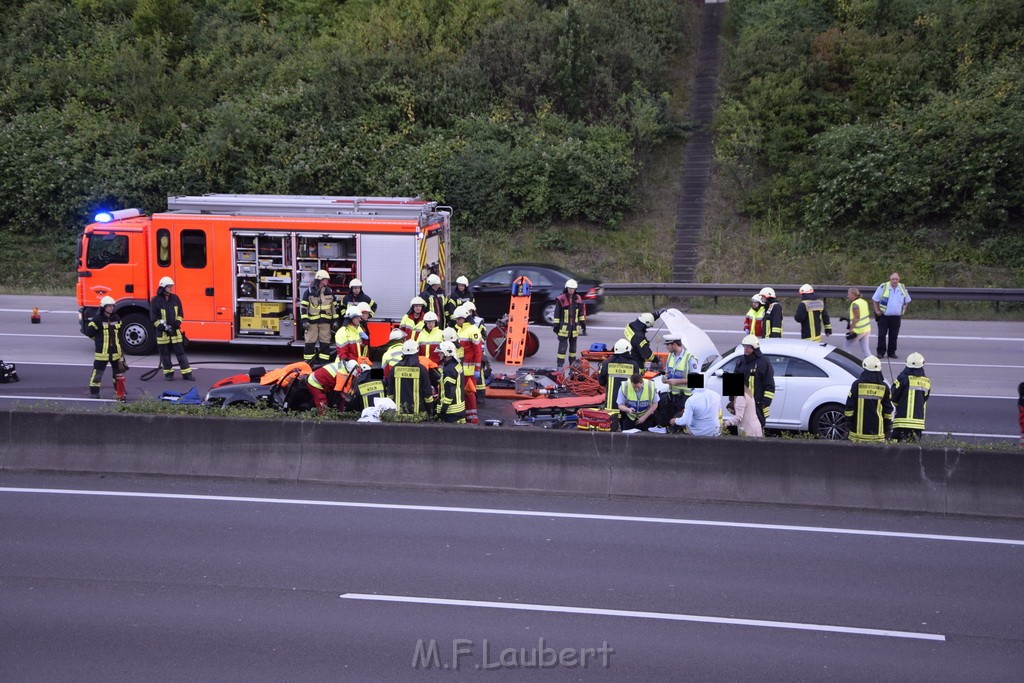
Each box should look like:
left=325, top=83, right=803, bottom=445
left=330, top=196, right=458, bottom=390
left=552, top=323, right=560, bottom=333
left=580, top=323, right=587, bottom=335
left=845, top=331, right=857, bottom=341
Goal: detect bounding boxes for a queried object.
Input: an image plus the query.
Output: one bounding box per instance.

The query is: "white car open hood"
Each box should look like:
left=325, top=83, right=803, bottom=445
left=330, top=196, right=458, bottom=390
left=658, top=308, right=719, bottom=368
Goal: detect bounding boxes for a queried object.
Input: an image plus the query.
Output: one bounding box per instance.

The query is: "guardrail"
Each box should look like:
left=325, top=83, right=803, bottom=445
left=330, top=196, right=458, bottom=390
left=602, top=283, right=1024, bottom=311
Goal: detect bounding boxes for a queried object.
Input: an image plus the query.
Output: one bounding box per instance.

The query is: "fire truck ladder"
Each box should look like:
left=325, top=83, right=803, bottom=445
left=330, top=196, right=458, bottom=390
left=166, top=194, right=446, bottom=221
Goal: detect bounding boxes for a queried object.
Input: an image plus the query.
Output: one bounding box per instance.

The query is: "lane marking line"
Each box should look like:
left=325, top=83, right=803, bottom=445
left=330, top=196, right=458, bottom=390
left=1, top=488, right=1022, bottom=547
left=923, top=430, right=1019, bottom=439
left=339, top=593, right=946, bottom=641
left=0, top=395, right=116, bottom=403
left=585, top=326, right=1024, bottom=342
left=931, top=394, right=1014, bottom=400
left=0, top=333, right=87, bottom=339
left=0, top=308, right=78, bottom=314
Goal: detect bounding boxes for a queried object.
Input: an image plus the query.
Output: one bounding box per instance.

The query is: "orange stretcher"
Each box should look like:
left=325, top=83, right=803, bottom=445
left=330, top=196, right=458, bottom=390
left=503, top=276, right=532, bottom=366
left=512, top=393, right=605, bottom=416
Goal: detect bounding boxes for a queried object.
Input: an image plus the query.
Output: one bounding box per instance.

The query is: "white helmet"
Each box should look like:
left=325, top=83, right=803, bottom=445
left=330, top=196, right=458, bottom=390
left=426, top=274, right=441, bottom=286
left=565, top=279, right=578, bottom=289
left=344, top=359, right=360, bottom=373
left=799, top=283, right=814, bottom=295
left=759, top=287, right=776, bottom=299
left=423, top=311, right=439, bottom=323
left=613, top=338, right=631, bottom=354
left=464, top=301, right=476, bottom=312
left=906, top=352, right=925, bottom=369
left=356, top=301, right=372, bottom=314
left=637, top=312, right=655, bottom=327
left=442, top=327, right=459, bottom=343
left=741, top=334, right=760, bottom=349
left=315, top=269, right=330, bottom=281
left=158, top=276, right=174, bottom=288
left=410, top=296, right=426, bottom=307
left=439, top=341, right=458, bottom=357
left=389, top=328, right=405, bottom=341
left=453, top=305, right=469, bottom=320
left=862, top=355, right=882, bottom=372
left=401, top=340, right=419, bottom=355
left=349, top=278, right=363, bottom=288
left=751, top=294, right=763, bottom=304
left=100, top=296, right=116, bottom=307
left=456, top=276, right=469, bottom=286
left=345, top=306, right=362, bottom=319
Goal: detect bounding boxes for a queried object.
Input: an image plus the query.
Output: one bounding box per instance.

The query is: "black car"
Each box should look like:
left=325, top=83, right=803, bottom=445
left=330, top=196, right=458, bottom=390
left=468, top=263, right=604, bottom=324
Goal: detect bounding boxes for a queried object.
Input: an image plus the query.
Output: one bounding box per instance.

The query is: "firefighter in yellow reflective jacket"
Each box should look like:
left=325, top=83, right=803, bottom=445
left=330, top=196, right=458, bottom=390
left=150, top=276, right=193, bottom=381
left=385, top=340, right=435, bottom=416
left=436, top=341, right=466, bottom=423
left=300, top=269, right=337, bottom=364
left=617, top=373, right=659, bottom=432
left=845, top=355, right=894, bottom=443
left=624, top=312, right=655, bottom=368
left=598, top=339, right=642, bottom=413
left=793, top=284, right=832, bottom=341
left=86, top=296, right=126, bottom=400
left=743, top=294, right=765, bottom=337
left=891, top=352, right=931, bottom=442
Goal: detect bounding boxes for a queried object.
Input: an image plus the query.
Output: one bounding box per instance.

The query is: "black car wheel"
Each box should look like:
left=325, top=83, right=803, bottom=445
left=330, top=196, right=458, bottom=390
left=119, top=312, right=157, bottom=355
left=540, top=301, right=558, bottom=325
left=811, top=403, right=849, bottom=440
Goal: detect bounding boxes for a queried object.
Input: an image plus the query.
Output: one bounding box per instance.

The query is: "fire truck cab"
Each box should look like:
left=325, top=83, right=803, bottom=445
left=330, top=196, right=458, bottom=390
left=77, top=194, right=451, bottom=354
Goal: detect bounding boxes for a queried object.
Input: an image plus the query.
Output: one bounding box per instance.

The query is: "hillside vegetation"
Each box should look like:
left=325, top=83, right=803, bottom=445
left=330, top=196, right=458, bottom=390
left=0, top=0, right=693, bottom=290
left=706, top=0, right=1024, bottom=288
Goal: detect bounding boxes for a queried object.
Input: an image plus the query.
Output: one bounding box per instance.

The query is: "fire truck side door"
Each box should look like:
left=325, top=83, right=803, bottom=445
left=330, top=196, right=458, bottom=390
left=172, top=227, right=216, bottom=323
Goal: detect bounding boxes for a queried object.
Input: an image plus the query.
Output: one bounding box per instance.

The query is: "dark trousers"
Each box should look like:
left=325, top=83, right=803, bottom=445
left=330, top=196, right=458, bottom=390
left=158, top=342, right=192, bottom=376
left=876, top=315, right=902, bottom=356
left=621, top=411, right=655, bottom=431
left=892, top=428, right=921, bottom=442
left=655, top=392, right=688, bottom=427
left=555, top=335, right=578, bottom=367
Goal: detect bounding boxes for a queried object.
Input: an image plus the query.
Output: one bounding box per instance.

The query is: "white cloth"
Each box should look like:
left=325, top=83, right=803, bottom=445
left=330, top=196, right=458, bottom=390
left=357, top=397, right=398, bottom=422
left=674, top=388, right=722, bottom=437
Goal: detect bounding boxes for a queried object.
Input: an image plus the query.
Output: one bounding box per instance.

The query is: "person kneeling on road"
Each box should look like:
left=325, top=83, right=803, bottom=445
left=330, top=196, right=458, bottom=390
left=673, top=374, right=723, bottom=437
left=617, top=373, right=659, bottom=432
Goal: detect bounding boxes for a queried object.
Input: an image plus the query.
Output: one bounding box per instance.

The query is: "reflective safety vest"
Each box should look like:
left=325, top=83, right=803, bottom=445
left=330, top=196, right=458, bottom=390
left=666, top=351, right=696, bottom=396
left=353, top=379, right=385, bottom=411
left=604, top=362, right=637, bottom=412
left=845, top=379, right=893, bottom=443
left=300, top=285, right=336, bottom=323
left=796, top=298, right=831, bottom=341
left=307, top=360, right=346, bottom=391
left=850, top=298, right=870, bottom=335
left=392, top=365, right=429, bottom=414
left=878, top=282, right=908, bottom=314
left=622, top=379, right=656, bottom=413
left=417, top=325, right=444, bottom=359
left=744, top=307, right=765, bottom=337
left=335, top=324, right=367, bottom=361
left=400, top=312, right=425, bottom=340
left=892, top=374, right=931, bottom=430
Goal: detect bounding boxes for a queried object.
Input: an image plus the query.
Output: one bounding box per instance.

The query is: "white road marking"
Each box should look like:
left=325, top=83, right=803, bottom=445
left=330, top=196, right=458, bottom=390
left=0, top=395, right=116, bottom=403
left=586, top=325, right=1024, bottom=342
left=0, top=308, right=78, bottom=314
left=0, top=487, right=1022, bottom=546
left=0, top=333, right=86, bottom=339
left=931, top=394, right=1014, bottom=400
left=923, top=430, right=1019, bottom=440
left=339, top=593, right=945, bottom=642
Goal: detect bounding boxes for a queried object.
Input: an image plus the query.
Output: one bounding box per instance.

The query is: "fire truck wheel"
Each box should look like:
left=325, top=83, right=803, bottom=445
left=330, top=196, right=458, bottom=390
left=120, top=312, right=157, bottom=355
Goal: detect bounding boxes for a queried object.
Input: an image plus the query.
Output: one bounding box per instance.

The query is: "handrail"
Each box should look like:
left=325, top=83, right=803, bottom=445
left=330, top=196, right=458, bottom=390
left=602, top=283, right=1024, bottom=303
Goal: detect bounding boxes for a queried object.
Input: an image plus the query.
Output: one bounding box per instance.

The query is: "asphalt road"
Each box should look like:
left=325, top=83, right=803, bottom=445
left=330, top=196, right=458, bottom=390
left=0, top=295, right=1021, bottom=441
left=1, top=472, right=1023, bottom=680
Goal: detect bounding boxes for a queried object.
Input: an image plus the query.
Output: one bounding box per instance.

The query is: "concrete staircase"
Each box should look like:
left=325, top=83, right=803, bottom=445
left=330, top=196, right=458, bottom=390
left=672, top=1, right=726, bottom=283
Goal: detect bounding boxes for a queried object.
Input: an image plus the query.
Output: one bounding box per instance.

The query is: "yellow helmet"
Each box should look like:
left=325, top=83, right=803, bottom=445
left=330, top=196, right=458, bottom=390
left=613, top=338, right=631, bottom=354
left=862, top=355, right=882, bottom=372
left=100, top=296, right=116, bottom=307
left=741, top=334, right=760, bottom=349
left=314, top=269, right=330, bottom=281
left=906, top=352, right=925, bottom=369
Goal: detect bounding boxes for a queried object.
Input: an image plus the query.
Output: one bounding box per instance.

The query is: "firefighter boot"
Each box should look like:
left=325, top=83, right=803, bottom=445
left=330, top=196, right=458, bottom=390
left=90, top=386, right=101, bottom=399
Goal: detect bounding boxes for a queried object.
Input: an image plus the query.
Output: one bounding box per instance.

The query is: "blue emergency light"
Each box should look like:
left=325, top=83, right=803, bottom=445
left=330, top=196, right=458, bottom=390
left=95, top=212, right=113, bottom=223
left=94, top=208, right=142, bottom=223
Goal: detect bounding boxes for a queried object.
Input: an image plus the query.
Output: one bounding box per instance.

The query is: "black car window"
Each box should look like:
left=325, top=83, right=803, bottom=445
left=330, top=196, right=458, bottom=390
left=824, top=349, right=864, bottom=378
left=784, top=357, right=829, bottom=378
left=86, top=233, right=129, bottom=268
left=764, top=354, right=789, bottom=375
left=481, top=269, right=515, bottom=286
left=520, top=269, right=554, bottom=287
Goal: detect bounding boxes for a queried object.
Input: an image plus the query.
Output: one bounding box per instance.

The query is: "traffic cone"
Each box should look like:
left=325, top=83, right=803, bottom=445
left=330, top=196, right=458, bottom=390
left=30, top=307, right=40, bottom=324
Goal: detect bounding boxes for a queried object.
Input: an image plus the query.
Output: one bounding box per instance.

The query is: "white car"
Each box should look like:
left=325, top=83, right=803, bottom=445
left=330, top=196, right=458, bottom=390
left=702, top=339, right=861, bottom=439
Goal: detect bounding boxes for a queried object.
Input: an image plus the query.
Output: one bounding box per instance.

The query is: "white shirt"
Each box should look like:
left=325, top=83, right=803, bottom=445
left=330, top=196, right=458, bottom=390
left=872, top=281, right=911, bottom=316
left=674, top=388, right=723, bottom=437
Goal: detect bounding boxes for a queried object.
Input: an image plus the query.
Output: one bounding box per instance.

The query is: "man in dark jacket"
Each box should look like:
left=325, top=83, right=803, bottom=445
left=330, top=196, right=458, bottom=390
left=759, top=287, right=784, bottom=338
left=552, top=278, right=586, bottom=369
left=623, top=312, right=655, bottom=368
left=845, top=355, right=894, bottom=443
left=793, top=283, right=832, bottom=342
left=733, top=335, right=775, bottom=429
left=419, top=273, right=448, bottom=327
left=598, top=338, right=642, bottom=412
left=435, top=341, right=466, bottom=424
left=385, top=340, right=435, bottom=416
left=300, top=269, right=337, bottom=365
left=150, top=276, right=193, bottom=381
left=86, top=296, right=126, bottom=400
left=891, top=352, right=930, bottom=442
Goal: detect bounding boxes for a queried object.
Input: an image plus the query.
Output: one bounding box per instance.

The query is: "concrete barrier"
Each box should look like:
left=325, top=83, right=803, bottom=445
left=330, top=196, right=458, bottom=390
left=1, top=409, right=1021, bottom=519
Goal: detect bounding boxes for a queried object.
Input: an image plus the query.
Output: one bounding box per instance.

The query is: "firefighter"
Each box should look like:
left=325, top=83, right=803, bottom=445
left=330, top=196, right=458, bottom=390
left=624, top=312, right=655, bottom=369
left=446, top=275, right=474, bottom=318
left=617, top=373, right=659, bottom=432
left=793, top=283, right=832, bottom=342
left=598, top=338, right=642, bottom=413
left=299, top=269, right=337, bottom=364
left=743, top=294, right=765, bottom=338
left=400, top=297, right=427, bottom=340
left=342, top=278, right=377, bottom=316
left=891, top=352, right=931, bottom=442
left=760, top=287, right=783, bottom=339
left=385, top=340, right=435, bottom=416
left=306, top=358, right=356, bottom=416
left=347, top=363, right=384, bottom=413
left=553, top=279, right=586, bottom=369
left=463, top=301, right=488, bottom=406
left=86, top=296, right=127, bottom=400
left=734, top=335, right=775, bottom=430
left=420, top=274, right=448, bottom=327
left=381, top=328, right=407, bottom=380
left=418, top=311, right=444, bottom=363
left=845, top=355, right=894, bottom=444
left=657, top=334, right=698, bottom=427
left=453, top=305, right=483, bottom=424
left=335, top=307, right=367, bottom=362
left=436, top=341, right=466, bottom=424
left=150, top=276, right=193, bottom=381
